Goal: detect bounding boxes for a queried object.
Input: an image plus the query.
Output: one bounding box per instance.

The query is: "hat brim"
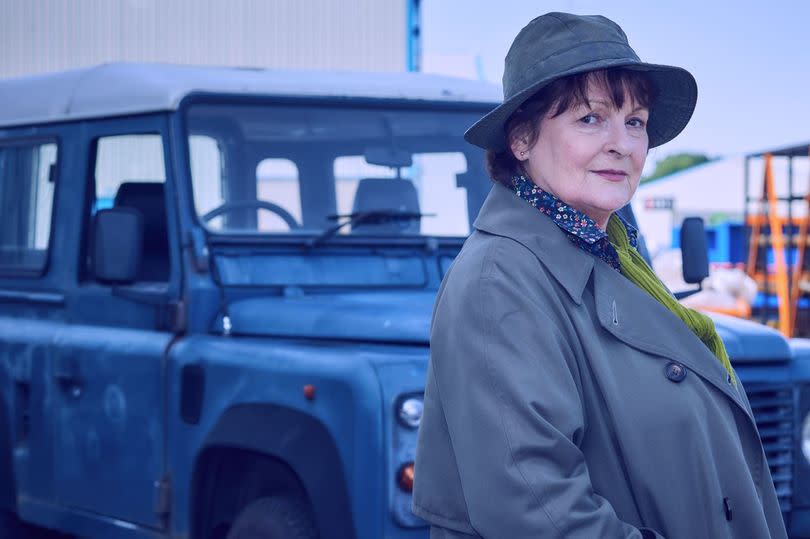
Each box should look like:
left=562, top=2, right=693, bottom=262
left=463, top=59, right=697, bottom=152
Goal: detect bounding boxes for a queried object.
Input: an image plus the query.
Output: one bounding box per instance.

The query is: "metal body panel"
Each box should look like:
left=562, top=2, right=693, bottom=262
left=0, top=63, right=501, bottom=129
left=222, top=291, right=435, bottom=343
left=47, top=324, right=170, bottom=529
left=164, top=335, right=422, bottom=538
left=17, top=496, right=164, bottom=539
left=371, top=359, right=428, bottom=532
left=711, top=312, right=793, bottom=361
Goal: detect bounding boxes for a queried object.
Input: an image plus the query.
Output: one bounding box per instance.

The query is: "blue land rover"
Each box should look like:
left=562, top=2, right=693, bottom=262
left=0, top=63, right=807, bottom=538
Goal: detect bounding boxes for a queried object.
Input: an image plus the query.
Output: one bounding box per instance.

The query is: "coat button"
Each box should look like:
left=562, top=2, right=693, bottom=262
left=664, top=361, right=687, bottom=383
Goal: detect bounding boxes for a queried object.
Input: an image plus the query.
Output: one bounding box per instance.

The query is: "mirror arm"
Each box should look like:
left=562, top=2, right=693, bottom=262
left=674, top=282, right=703, bottom=300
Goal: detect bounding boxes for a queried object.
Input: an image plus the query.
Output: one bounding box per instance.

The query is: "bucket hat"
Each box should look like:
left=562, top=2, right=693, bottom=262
left=464, top=12, right=697, bottom=151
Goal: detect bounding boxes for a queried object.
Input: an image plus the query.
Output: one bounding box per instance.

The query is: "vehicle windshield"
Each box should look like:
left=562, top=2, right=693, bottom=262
left=185, top=101, right=492, bottom=239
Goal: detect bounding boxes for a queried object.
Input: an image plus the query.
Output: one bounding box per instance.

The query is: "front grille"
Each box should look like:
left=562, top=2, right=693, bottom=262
left=746, top=384, right=795, bottom=513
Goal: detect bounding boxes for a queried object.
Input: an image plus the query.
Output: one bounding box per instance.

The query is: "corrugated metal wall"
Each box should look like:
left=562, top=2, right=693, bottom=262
left=0, top=0, right=407, bottom=78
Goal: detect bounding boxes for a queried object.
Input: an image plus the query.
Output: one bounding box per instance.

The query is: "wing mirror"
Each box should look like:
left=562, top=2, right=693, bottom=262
left=92, top=208, right=143, bottom=284
left=674, top=217, right=710, bottom=299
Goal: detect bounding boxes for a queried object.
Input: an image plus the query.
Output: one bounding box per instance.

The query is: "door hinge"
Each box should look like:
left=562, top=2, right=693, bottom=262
left=168, top=299, right=187, bottom=334
left=154, top=475, right=172, bottom=518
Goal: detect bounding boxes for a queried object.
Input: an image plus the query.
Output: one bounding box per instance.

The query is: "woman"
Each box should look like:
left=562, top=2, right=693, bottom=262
left=412, top=12, right=788, bottom=539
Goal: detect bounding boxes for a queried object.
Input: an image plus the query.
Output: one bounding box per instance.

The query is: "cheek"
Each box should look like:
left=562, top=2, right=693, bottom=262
left=556, top=140, right=590, bottom=172
left=634, top=138, right=649, bottom=170
left=632, top=150, right=647, bottom=176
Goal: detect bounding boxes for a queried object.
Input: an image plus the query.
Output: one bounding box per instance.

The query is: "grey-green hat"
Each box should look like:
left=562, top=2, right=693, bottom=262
left=464, top=12, right=697, bottom=151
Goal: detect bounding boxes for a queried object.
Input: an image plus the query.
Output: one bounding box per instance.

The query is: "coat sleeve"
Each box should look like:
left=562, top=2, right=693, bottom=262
left=428, top=238, right=664, bottom=539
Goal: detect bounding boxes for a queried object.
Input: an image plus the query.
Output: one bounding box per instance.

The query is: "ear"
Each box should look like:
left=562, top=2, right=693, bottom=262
left=509, top=134, right=530, bottom=161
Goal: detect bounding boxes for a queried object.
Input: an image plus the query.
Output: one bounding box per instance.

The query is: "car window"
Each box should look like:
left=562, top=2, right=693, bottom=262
left=334, top=152, right=469, bottom=236
left=92, top=133, right=169, bottom=282
left=0, top=141, right=57, bottom=273
left=185, top=102, right=489, bottom=238
left=94, top=134, right=165, bottom=209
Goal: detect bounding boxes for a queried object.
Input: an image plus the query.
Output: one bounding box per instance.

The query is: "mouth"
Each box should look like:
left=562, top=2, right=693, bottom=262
left=592, top=169, right=628, bottom=182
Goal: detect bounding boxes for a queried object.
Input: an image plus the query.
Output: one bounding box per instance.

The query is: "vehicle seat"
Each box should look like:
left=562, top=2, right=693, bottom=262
left=351, top=178, right=420, bottom=234
left=114, top=181, right=169, bottom=281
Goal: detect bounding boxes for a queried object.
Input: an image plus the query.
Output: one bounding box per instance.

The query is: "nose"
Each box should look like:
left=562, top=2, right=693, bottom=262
left=605, top=120, right=635, bottom=158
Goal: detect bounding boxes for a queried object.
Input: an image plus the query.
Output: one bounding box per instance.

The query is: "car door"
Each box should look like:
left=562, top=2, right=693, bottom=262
left=52, top=115, right=178, bottom=530
left=0, top=134, right=63, bottom=516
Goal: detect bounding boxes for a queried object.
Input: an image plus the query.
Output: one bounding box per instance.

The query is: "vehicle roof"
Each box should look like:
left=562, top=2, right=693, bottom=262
left=0, top=62, right=502, bottom=128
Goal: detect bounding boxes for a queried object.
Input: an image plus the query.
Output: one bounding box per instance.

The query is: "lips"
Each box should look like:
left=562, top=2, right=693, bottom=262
left=592, top=169, right=627, bottom=181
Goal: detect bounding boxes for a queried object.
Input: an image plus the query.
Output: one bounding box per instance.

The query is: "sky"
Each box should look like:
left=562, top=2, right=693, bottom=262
left=421, top=0, right=810, bottom=170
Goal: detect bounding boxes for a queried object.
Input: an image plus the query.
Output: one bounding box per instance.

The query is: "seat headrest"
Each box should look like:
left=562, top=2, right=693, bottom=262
left=114, top=181, right=167, bottom=248
left=112, top=181, right=169, bottom=281
left=351, top=178, right=420, bottom=234
left=114, top=181, right=164, bottom=207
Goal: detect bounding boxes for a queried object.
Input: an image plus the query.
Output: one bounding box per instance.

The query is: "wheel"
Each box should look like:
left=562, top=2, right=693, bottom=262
left=226, top=496, right=317, bottom=539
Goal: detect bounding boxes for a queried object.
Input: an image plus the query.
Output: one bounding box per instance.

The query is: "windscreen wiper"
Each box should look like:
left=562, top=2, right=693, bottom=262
left=306, top=209, right=431, bottom=248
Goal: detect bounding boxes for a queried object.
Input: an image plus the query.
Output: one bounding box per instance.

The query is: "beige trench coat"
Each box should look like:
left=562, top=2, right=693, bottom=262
left=412, top=182, right=788, bottom=539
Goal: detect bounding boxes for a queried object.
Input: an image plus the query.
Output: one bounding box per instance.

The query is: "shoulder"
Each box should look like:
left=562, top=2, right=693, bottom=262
left=449, top=231, right=542, bottom=283
left=440, top=230, right=564, bottom=310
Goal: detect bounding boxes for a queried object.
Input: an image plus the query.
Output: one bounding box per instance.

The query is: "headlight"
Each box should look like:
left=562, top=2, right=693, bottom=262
left=398, top=396, right=423, bottom=428
left=802, top=410, right=810, bottom=464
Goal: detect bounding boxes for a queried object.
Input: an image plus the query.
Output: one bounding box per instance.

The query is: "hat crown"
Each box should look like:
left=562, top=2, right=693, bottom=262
left=463, top=11, right=697, bottom=152
left=502, top=12, right=639, bottom=98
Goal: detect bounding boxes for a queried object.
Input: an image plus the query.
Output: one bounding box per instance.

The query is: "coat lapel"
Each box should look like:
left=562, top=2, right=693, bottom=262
left=474, top=183, right=756, bottom=426
left=591, top=263, right=754, bottom=424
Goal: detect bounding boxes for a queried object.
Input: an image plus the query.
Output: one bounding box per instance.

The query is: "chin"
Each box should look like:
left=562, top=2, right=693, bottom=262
left=593, top=196, right=631, bottom=214
left=598, top=187, right=634, bottom=209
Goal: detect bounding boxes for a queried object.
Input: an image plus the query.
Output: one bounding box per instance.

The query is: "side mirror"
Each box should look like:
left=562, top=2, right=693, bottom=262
left=680, top=217, right=710, bottom=283
left=674, top=217, right=710, bottom=299
left=92, top=208, right=142, bottom=284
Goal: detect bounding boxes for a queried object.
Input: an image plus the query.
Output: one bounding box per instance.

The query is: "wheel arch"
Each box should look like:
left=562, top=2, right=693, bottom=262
left=190, top=403, right=355, bottom=539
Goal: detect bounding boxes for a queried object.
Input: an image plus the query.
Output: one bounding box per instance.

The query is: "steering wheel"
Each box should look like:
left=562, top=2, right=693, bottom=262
left=201, top=200, right=300, bottom=229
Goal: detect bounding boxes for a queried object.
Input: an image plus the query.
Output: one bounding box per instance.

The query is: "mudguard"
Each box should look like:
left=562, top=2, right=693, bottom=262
left=200, top=403, right=355, bottom=538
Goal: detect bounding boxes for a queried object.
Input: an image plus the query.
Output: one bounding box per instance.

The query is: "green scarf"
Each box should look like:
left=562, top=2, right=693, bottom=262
left=606, top=215, right=736, bottom=387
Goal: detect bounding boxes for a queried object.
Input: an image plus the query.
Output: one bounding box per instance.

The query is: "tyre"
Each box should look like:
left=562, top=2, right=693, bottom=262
left=226, top=496, right=317, bottom=539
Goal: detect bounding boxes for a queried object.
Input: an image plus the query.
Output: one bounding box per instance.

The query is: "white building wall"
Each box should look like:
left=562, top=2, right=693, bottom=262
left=0, top=0, right=408, bottom=78
left=634, top=155, right=810, bottom=256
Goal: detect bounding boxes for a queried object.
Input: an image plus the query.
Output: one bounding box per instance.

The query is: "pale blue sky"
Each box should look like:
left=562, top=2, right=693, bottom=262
left=422, top=0, right=810, bottom=166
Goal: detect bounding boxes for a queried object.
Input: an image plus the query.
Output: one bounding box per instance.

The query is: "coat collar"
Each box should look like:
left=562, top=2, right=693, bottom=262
left=473, top=182, right=595, bottom=305
left=473, top=182, right=755, bottom=424
left=510, top=174, right=640, bottom=248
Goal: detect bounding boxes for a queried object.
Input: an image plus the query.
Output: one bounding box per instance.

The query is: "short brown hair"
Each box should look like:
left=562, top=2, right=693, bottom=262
left=485, top=68, right=657, bottom=185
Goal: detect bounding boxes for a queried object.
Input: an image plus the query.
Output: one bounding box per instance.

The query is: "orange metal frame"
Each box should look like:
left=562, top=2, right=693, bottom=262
left=746, top=154, right=793, bottom=336
left=788, top=149, right=810, bottom=335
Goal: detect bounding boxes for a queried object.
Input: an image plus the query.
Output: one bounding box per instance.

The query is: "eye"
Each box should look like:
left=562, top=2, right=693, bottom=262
left=627, top=117, right=647, bottom=129
left=579, top=113, right=600, bottom=125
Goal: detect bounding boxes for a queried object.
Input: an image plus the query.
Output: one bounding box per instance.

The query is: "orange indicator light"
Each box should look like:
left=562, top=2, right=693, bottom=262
left=397, top=462, right=415, bottom=492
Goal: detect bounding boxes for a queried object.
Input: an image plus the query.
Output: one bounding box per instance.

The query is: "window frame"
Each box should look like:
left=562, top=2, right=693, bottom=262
left=178, top=92, right=494, bottom=244
left=85, top=131, right=169, bottom=285
left=0, top=136, right=61, bottom=278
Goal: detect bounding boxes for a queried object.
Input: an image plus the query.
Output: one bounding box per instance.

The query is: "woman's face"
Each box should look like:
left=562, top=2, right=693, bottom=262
left=513, top=82, right=649, bottom=229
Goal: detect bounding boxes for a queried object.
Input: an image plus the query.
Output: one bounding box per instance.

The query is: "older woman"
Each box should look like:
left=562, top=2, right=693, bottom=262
left=412, top=12, right=787, bottom=539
